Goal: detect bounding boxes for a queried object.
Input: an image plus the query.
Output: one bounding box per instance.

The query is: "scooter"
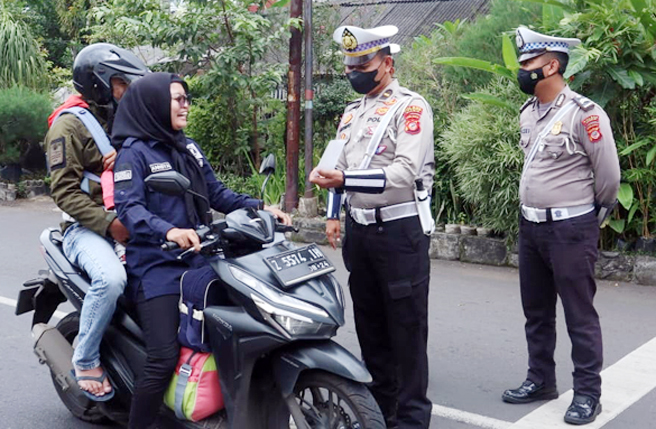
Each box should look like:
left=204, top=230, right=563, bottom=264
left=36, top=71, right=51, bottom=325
left=16, top=156, right=385, bottom=428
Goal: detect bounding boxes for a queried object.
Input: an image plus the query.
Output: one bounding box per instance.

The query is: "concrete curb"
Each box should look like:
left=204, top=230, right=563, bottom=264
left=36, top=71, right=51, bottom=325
left=290, top=217, right=656, bottom=286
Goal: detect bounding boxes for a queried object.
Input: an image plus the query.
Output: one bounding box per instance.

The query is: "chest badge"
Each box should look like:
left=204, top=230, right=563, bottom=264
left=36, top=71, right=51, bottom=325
left=551, top=121, right=563, bottom=135
left=342, top=113, right=353, bottom=125
left=376, top=107, right=389, bottom=115
left=375, top=145, right=387, bottom=155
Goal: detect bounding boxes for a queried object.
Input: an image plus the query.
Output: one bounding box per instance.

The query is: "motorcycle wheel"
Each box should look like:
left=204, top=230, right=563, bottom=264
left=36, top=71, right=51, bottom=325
left=52, top=312, right=108, bottom=423
left=282, top=370, right=385, bottom=429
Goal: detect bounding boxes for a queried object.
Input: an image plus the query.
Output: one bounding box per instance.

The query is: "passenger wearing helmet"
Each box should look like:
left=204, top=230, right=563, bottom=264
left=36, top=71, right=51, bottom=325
left=44, top=43, right=149, bottom=401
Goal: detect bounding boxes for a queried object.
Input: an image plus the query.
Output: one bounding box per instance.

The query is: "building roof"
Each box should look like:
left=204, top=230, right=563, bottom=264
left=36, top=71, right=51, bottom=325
left=329, top=0, right=490, bottom=47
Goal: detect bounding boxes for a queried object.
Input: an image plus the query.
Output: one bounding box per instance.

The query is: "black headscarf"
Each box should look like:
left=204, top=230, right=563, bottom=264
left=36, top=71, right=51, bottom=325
left=111, top=72, right=211, bottom=226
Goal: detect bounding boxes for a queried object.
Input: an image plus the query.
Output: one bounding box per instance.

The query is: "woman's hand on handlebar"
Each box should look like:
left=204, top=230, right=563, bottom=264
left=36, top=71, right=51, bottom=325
left=264, top=205, right=292, bottom=226
left=165, top=228, right=201, bottom=252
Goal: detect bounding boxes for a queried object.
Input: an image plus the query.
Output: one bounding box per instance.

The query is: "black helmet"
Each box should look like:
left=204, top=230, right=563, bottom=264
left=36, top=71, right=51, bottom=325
left=73, top=43, right=149, bottom=105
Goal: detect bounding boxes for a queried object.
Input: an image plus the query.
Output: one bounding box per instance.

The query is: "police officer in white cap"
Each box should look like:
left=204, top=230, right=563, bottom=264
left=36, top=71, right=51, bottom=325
left=310, top=25, right=434, bottom=429
left=502, top=27, right=620, bottom=425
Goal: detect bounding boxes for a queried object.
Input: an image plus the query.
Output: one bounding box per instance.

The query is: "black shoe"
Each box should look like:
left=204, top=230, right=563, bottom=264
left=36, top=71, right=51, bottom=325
left=564, top=394, right=601, bottom=425
left=502, top=380, right=559, bottom=404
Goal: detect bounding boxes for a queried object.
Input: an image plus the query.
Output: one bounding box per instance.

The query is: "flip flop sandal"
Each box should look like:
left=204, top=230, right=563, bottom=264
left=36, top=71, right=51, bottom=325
left=70, top=369, right=116, bottom=402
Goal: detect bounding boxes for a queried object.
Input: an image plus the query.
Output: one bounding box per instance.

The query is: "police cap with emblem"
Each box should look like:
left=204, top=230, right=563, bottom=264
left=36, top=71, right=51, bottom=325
left=516, top=26, right=581, bottom=63
left=333, top=25, right=401, bottom=66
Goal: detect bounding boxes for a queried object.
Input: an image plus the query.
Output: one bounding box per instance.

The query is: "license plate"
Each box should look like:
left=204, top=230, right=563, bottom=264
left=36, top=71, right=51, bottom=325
left=264, top=244, right=335, bottom=288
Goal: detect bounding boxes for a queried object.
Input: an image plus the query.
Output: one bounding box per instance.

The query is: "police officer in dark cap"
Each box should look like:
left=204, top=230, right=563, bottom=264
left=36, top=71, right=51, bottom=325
left=311, top=25, right=435, bottom=429
left=502, top=27, right=620, bottom=425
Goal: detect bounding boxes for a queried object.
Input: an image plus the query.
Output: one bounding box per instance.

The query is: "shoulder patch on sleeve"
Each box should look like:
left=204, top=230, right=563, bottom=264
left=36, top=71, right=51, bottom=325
left=114, top=162, right=133, bottom=190
left=48, top=137, right=66, bottom=170
left=573, top=95, right=595, bottom=112
left=403, top=105, right=423, bottom=135
left=582, top=115, right=602, bottom=143
left=114, top=169, right=132, bottom=181
left=520, top=97, right=536, bottom=114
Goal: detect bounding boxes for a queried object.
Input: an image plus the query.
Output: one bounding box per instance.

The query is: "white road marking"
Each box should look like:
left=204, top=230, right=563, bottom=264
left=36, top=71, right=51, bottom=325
left=1, top=296, right=656, bottom=429
left=0, top=295, right=67, bottom=320
left=508, top=336, right=656, bottom=429
left=432, top=404, right=511, bottom=429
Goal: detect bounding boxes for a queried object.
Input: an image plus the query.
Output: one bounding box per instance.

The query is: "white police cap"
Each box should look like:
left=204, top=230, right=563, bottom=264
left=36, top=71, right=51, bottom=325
left=333, top=25, right=401, bottom=66
left=516, top=26, right=580, bottom=63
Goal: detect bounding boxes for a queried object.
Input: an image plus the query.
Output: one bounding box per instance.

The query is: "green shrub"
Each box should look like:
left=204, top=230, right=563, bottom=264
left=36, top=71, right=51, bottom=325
left=310, top=77, right=358, bottom=160
left=216, top=172, right=260, bottom=198
left=0, top=86, right=52, bottom=165
left=216, top=160, right=286, bottom=207
left=185, top=94, right=250, bottom=175
left=395, top=0, right=539, bottom=224
left=440, top=77, right=524, bottom=237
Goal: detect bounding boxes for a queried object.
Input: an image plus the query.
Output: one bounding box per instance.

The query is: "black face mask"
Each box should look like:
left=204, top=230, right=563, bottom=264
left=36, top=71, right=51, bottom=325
left=347, top=68, right=381, bottom=94
left=517, top=67, right=546, bottom=95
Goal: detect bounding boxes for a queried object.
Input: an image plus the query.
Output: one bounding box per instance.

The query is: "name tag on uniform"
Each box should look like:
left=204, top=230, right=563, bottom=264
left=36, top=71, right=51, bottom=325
left=149, top=162, right=172, bottom=173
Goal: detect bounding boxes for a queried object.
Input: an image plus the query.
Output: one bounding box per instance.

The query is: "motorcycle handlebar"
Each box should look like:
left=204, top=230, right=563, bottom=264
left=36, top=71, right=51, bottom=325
left=161, top=220, right=297, bottom=252
left=161, top=241, right=179, bottom=251
left=276, top=223, right=299, bottom=233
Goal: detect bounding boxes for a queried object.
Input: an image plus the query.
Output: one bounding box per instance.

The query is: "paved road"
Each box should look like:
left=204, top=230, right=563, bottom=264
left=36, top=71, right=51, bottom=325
left=1, top=198, right=656, bottom=428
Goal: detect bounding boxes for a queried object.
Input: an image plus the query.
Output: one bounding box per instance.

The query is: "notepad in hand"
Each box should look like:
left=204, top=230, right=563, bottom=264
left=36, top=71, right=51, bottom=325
left=316, top=139, right=347, bottom=172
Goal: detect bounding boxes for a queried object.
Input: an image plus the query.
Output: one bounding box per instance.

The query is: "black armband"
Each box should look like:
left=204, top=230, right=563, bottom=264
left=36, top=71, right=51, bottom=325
left=343, top=169, right=386, bottom=194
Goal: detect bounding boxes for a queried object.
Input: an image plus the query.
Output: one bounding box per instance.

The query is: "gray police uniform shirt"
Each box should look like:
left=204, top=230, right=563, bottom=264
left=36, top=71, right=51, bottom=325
left=335, top=79, right=435, bottom=209
left=519, top=86, right=620, bottom=209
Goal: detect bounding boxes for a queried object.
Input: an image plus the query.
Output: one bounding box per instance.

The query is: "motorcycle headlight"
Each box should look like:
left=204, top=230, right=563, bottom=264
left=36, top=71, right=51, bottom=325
left=252, top=296, right=334, bottom=338
left=229, top=265, right=328, bottom=318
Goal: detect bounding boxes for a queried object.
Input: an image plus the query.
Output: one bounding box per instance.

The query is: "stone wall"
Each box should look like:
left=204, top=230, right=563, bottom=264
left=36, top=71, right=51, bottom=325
left=290, top=217, right=656, bottom=286
left=0, top=183, right=17, bottom=202
left=0, top=180, right=48, bottom=202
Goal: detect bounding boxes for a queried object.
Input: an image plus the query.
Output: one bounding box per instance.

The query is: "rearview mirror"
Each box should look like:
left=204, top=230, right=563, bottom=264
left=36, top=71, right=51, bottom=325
left=259, top=154, right=275, bottom=175
left=145, top=171, right=190, bottom=196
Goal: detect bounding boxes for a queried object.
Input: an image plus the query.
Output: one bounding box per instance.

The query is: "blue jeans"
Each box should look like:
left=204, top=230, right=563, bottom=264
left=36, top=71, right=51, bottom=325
left=63, top=223, right=127, bottom=370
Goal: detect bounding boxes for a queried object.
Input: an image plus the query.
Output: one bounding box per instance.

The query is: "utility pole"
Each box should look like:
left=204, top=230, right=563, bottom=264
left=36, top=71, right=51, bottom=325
left=303, top=0, right=314, bottom=198
left=285, top=0, right=302, bottom=212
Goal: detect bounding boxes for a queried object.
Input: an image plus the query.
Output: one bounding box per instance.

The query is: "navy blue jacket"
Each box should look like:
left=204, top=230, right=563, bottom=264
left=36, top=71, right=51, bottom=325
left=114, top=137, right=261, bottom=300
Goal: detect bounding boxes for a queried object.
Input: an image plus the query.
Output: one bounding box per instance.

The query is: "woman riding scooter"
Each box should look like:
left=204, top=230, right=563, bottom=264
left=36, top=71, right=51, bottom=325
left=111, top=72, right=291, bottom=428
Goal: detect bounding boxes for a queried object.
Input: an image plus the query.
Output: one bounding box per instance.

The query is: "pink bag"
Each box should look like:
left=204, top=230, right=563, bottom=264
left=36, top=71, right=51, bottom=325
left=164, top=347, right=224, bottom=422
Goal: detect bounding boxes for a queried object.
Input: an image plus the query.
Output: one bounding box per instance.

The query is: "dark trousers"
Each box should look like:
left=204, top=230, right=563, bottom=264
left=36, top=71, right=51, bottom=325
left=128, top=292, right=180, bottom=429
left=345, top=214, right=432, bottom=429
left=518, top=211, right=602, bottom=401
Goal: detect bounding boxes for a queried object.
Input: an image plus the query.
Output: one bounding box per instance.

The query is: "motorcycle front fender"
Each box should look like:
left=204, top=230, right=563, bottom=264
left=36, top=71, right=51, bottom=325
left=272, top=340, right=372, bottom=396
